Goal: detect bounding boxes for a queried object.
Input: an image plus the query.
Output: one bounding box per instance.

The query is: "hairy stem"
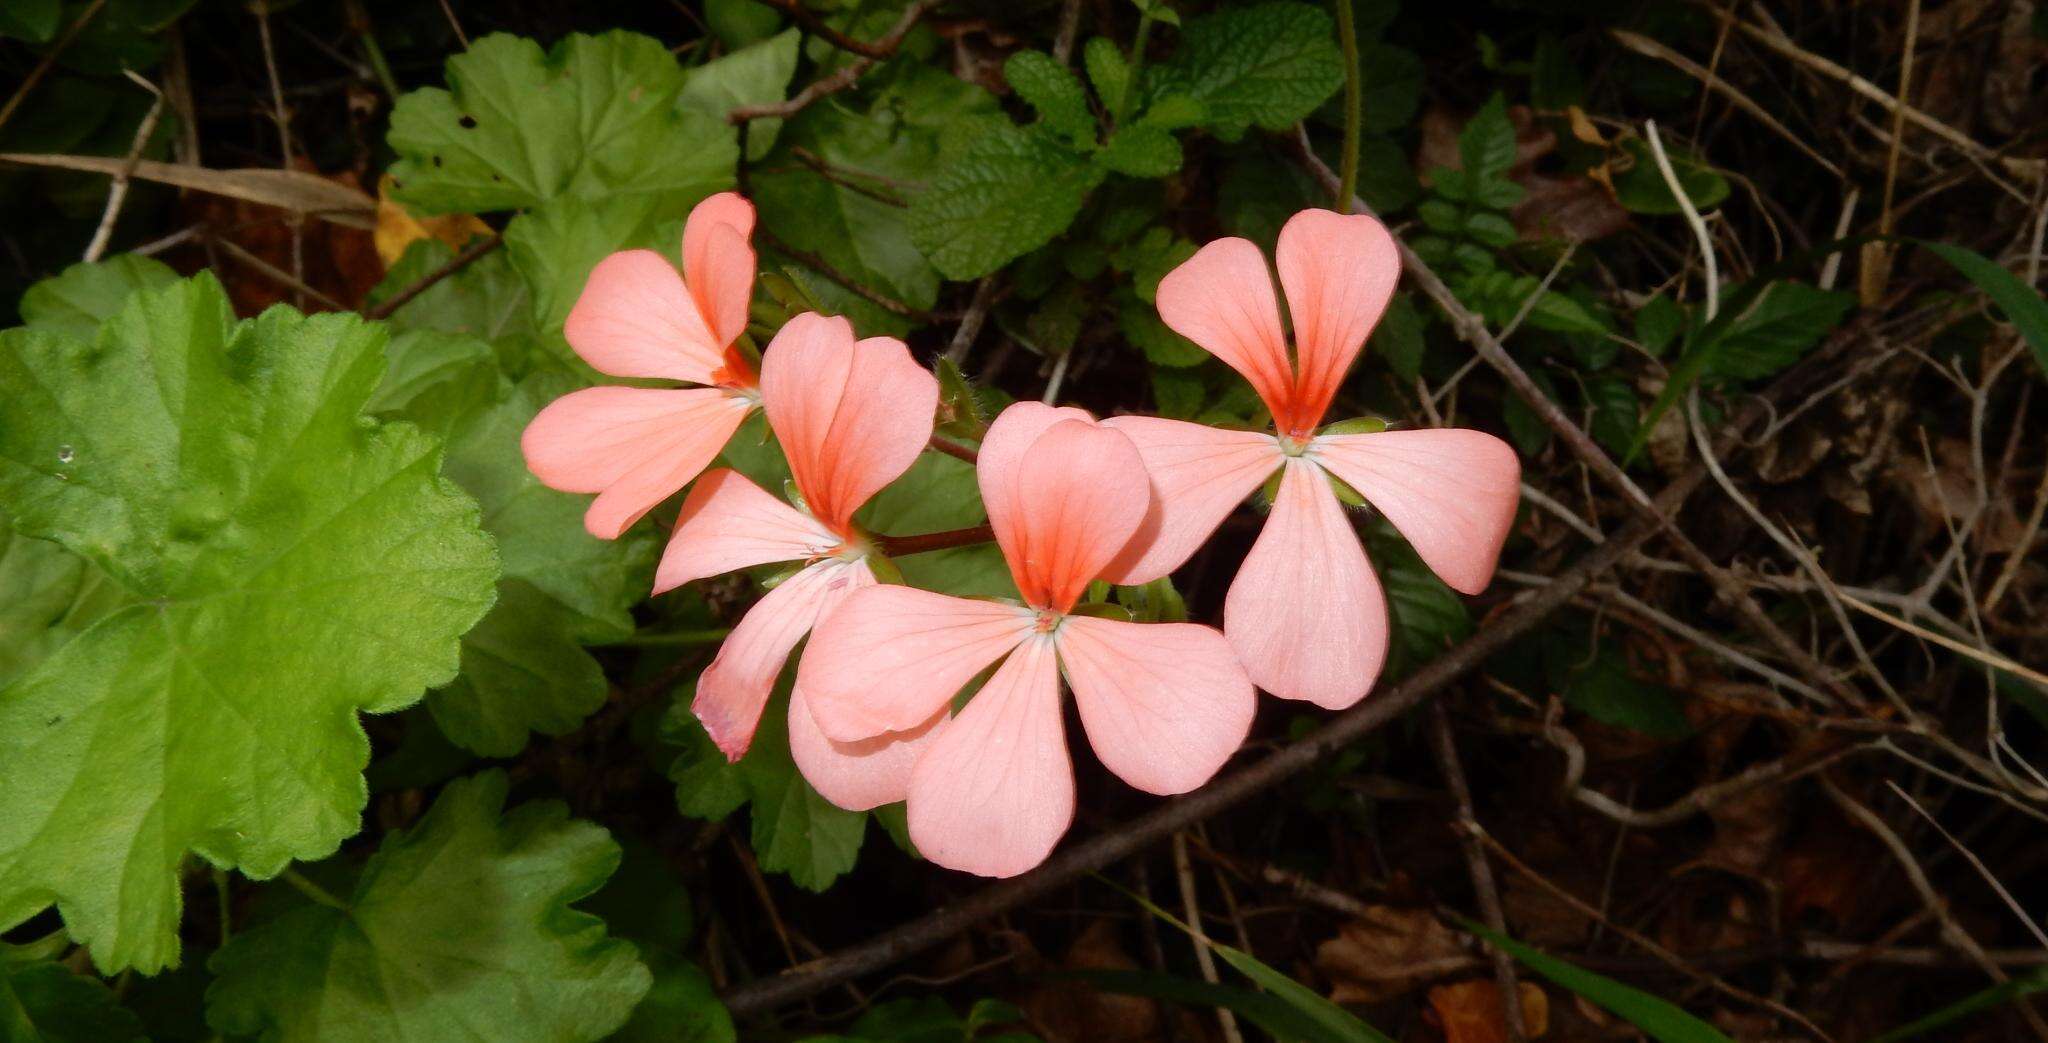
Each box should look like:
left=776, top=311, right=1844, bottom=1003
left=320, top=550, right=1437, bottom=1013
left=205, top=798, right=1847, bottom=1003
left=876, top=524, right=995, bottom=558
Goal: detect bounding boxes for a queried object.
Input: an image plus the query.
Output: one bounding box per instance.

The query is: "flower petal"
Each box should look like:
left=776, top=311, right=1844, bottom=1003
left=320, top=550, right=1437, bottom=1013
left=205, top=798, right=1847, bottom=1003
left=1274, top=209, right=1400, bottom=433
left=1155, top=236, right=1295, bottom=423
left=761, top=314, right=939, bottom=532
left=979, top=405, right=1151, bottom=612
left=907, top=637, right=1072, bottom=877
left=1225, top=458, right=1388, bottom=709
left=1056, top=616, right=1254, bottom=795
left=654, top=468, right=839, bottom=594
left=789, top=686, right=945, bottom=812
left=520, top=386, right=753, bottom=539
left=974, top=400, right=1096, bottom=563
left=680, top=191, right=757, bottom=350
left=796, top=584, right=1034, bottom=742
left=1312, top=428, right=1520, bottom=595
left=693, top=559, right=874, bottom=760
left=1099, top=416, right=1283, bottom=583
left=564, top=250, right=727, bottom=384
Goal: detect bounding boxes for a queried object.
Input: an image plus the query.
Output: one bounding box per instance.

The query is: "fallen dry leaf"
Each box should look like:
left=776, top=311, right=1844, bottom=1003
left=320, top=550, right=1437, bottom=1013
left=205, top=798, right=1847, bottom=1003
left=375, top=174, right=493, bottom=267
left=0, top=153, right=375, bottom=229
left=1428, top=979, right=1550, bottom=1042
left=1315, top=905, right=1477, bottom=1005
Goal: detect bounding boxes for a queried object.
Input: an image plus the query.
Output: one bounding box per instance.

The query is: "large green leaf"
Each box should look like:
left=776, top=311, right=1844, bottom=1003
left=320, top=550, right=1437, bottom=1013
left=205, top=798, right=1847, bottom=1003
left=0, top=959, right=146, bottom=1042
left=0, top=518, right=126, bottom=689
left=0, top=274, right=500, bottom=973
left=377, top=353, right=656, bottom=757
left=16, top=255, right=179, bottom=340
left=908, top=122, right=1105, bottom=280
left=1005, top=50, right=1095, bottom=147
left=679, top=28, right=801, bottom=160
left=1148, top=1, right=1345, bottom=139
left=204, top=771, right=650, bottom=1042
left=388, top=31, right=735, bottom=215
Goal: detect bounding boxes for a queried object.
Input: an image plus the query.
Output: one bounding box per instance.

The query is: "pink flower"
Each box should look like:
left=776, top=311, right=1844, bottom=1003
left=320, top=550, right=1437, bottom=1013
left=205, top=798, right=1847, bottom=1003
left=1101, top=208, right=1522, bottom=709
left=797, top=403, right=1256, bottom=877
left=654, top=312, right=941, bottom=787
left=521, top=191, right=763, bottom=539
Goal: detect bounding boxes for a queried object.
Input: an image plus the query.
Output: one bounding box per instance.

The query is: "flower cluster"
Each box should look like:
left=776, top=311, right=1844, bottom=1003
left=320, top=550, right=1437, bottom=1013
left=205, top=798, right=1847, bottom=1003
left=522, top=193, right=1521, bottom=878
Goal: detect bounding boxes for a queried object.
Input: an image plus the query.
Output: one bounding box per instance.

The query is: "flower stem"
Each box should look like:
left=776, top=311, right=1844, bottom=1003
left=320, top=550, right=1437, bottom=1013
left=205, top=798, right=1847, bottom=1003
left=1333, top=0, right=1361, bottom=213
left=927, top=434, right=979, bottom=464
left=877, top=524, right=995, bottom=557
left=279, top=867, right=348, bottom=911
left=1112, top=8, right=1157, bottom=128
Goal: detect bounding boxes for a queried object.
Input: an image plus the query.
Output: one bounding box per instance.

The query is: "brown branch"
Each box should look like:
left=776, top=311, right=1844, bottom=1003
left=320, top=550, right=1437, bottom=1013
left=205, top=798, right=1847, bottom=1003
left=729, top=0, right=945, bottom=124
left=363, top=233, right=503, bottom=321
left=754, top=0, right=896, bottom=59
left=875, top=524, right=994, bottom=558
left=1427, top=704, right=1527, bottom=1043
left=926, top=434, right=979, bottom=464
left=1289, top=126, right=1866, bottom=712
left=719, top=463, right=1710, bottom=1017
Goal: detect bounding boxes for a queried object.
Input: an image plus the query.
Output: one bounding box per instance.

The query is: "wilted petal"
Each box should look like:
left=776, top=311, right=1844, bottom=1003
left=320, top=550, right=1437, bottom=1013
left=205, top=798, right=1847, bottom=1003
left=761, top=314, right=938, bottom=532
left=1056, top=616, right=1254, bottom=795
left=680, top=191, right=757, bottom=350
left=1274, top=209, right=1401, bottom=433
left=796, top=584, right=1034, bottom=742
left=692, top=559, right=873, bottom=760
left=1156, top=236, right=1295, bottom=423
left=907, top=637, right=1072, bottom=878
left=1312, top=428, right=1520, bottom=595
left=1225, top=458, right=1388, bottom=709
left=564, top=250, right=728, bottom=384
left=520, top=386, right=753, bottom=538
left=789, top=686, right=945, bottom=812
left=654, top=468, right=839, bottom=594
left=1099, top=416, right=1282, bottom=583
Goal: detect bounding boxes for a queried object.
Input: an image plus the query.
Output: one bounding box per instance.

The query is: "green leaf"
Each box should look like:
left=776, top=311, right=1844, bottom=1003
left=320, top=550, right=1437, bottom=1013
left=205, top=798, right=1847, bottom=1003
left=1083, top=38, right=1129, bottom=114
left=388, top=31, right=735, bottom=214
left=0, top=959, right=146, bottom=1042
left=0, top=0, right=61, bottom=43
left=1916, top=239, right=2048, bottom=383
left=705, top=0, right=783, bottom=50
left=1587, top=373, right=1641, bottom=457
left=1615, top=137, right=1729, bottom=215
left=1149, top=1, right=1344, bottom=139
left=1873, top=967, right=2048, bottom=1043
left=503, top=196, right=671, bottom=342
left=428, top=580, right=610, bottom=755
left=0, top=275, right=500, bottom=973
left=613, top=958, right=735, bottom=1043
left=1463, top=921, right=1733, bottom=1042
left=1356, top=42, right=1422, bottom=133
left=1117, top=885, right=1395, bottom=1043
left=0, top=517, right=127, bottom=689
left=666, top=703, right=752, bottom=819
left=861, top=452, right=1010, bottom=599
left=1632, top=281, right=1852, bottom=458
left=1633, top=294, right=1685, bottom=357
left=16, top=255, right=179, bottom=339
left=754, top=72, right=993, bottom=316
left=1058, top=968, right=1351, bottom=1043
left=204, top=771, right=651, bottom=1043
left=1005, top=50, right=1095, bottom=147
left=1368, top=520, right=1473, bottom=672
left=1459, top=93, right=1517, bottom=183
left=738, top=686, right=867, bottom=891
left=680, top=29, right=801, bottom=160
left=1563, top=652, right=1691, bottom=739
left=1096, top=125, right=1183, bottom=177
left=1703, top=282, right=1853, bottom=380
left=367, top=240, right=545, bottom=375
left=908, top=123, right=1105, bottom=279
left=1121, top=298, right=1208, bottom=367
left=1369, top=292, right=1426, bottom=380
